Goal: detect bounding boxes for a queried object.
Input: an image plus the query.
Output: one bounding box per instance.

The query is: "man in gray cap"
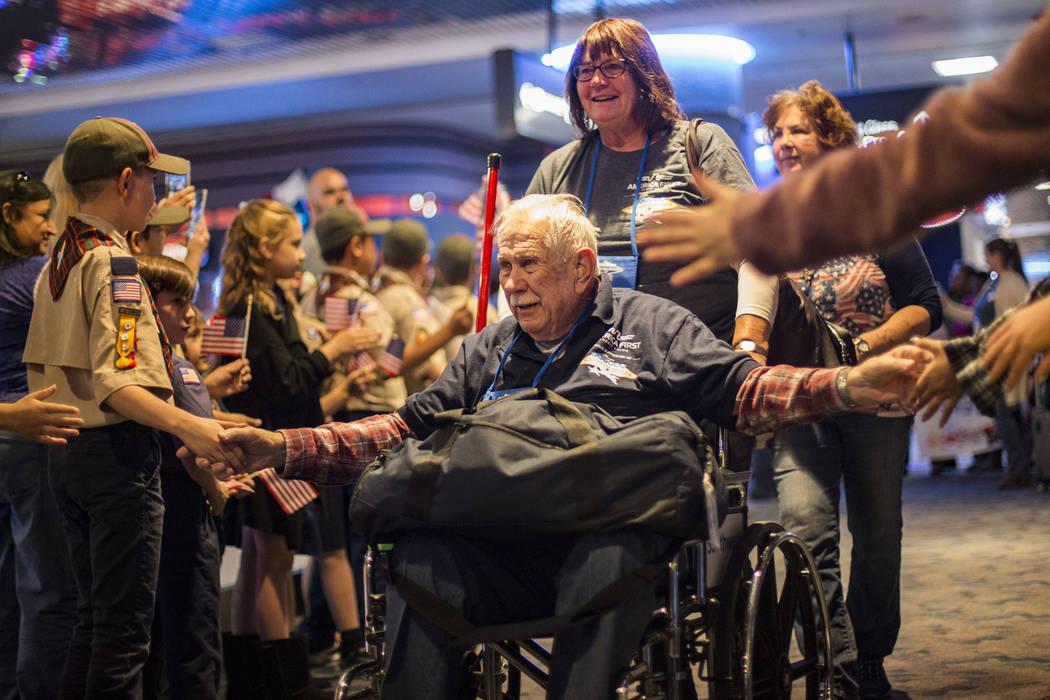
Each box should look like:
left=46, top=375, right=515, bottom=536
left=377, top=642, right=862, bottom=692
left=23, top=117, right=231, bottom=698
left=376, top=219, right=473, bottom=394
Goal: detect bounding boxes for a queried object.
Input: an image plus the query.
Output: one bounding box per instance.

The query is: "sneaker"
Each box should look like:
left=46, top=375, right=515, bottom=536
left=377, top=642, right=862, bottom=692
left=996, top=475, right=1033, bottom=490
left=857, top=657, right=892, bottom=699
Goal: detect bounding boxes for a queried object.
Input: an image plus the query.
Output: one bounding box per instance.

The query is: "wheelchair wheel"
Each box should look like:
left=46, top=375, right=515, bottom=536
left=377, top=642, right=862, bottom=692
left=709, top=522, right=831, bottom=700
left=334, top=657, right=384, bottom=700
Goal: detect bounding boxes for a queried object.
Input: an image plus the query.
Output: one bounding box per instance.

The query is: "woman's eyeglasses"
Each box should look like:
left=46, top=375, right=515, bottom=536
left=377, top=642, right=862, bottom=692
left=572, top=58, right=629, bottom=82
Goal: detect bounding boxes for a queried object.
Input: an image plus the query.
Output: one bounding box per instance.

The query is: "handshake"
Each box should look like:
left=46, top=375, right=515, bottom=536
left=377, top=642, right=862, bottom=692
left=177, top=424, right=288, bottom=480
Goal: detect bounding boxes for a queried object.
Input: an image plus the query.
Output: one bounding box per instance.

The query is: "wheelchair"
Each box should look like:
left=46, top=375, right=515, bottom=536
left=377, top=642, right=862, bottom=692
left=336, top=467, right=832, bottom=700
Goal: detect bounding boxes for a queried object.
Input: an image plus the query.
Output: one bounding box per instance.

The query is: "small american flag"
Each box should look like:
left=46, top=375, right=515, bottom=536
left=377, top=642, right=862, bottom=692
left=112, top=278, right=142, bottom=303
left=201, top=316, right=248, bottom=356
left=324, top=296, right=360, bottom=331
left=257, top=468, right=318, bottom=514
left=347, top=351, right=377, bottom=374
left=377, top=338, right=405, bottom=378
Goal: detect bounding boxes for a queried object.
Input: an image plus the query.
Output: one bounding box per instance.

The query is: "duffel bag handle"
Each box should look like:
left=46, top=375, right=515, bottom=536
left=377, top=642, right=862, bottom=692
left=537, top=388, right=599, bottom=447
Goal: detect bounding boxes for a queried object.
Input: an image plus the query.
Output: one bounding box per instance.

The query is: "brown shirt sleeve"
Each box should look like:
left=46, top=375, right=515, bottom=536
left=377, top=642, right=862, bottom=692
left=734, top=10, right=1050, bottom=274
left=85, top=248, right=172, bottom=407
left=24, top=244, right=172, bottom=427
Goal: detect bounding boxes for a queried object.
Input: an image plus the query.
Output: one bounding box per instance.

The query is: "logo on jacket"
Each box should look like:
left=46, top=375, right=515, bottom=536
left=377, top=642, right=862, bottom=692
left=581, top=352, right=638, bottom=384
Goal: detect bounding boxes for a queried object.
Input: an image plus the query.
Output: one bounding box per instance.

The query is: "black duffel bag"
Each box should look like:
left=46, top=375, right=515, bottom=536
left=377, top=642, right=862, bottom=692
left=349, top=388, right=726, bottom=544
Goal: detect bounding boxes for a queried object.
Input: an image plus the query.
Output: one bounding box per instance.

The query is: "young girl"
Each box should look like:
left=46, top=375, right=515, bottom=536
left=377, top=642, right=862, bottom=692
left=215, top=200, right=378, bottom=697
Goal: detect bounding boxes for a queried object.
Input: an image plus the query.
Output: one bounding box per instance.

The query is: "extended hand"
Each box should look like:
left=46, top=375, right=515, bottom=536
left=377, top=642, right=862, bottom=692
left=637, top=169, right=743, bottom=285
left=0, top=385, right=83, bottom=444
left=179, top=416, right=244, bottom=472
left=330, top=327, right=382, bottom=357
left=983, top=294, right=1050, bottom=389
left=205, top=358, right=252, bottom=398
left=448, top=306, right=474, bottom=336
left=218, top=425, right=287, bottom=473
left=908, top=338, right=964, bottom=426
left=846, top=344, right=934, bottom=407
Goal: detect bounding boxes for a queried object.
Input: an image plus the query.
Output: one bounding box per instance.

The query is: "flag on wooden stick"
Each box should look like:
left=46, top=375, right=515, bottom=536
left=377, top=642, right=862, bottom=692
left=257, top=468, right=318, bottom=514
left=200, top=315, right=248, bottom=356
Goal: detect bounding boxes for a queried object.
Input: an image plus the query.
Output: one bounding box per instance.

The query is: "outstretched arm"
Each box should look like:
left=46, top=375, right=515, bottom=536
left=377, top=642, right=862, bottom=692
left=0, top=385, right=83, bottom=444
left=208, top=412, right=414, bottom=486
left=734, top=345, right=932, bottom=435
left=983, top=294, right=1050, bottom=390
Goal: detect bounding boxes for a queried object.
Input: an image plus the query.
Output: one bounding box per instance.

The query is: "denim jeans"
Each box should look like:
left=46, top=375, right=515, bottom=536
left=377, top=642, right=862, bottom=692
left=773, top=413, right=911, bottom=669
left=381, top=528, right=670, bottom=700
left=0, top=433, right=78, bottom=700
left=995, top=395, right=1033, bottom=479
left=49, top=422, right=164, bottom=700
left=143, top=460, right=222, bottom=700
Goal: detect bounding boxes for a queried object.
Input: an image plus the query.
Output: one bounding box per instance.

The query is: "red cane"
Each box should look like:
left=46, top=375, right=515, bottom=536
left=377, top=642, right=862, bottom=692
left=475, top=153, right=501, bottom=332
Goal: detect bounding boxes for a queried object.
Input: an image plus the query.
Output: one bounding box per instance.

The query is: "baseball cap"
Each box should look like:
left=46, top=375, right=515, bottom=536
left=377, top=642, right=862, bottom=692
left=314, top=207, right=391, bottom=263
left=63, top=117, right=189, bottom=184
left=382, top=219, right=430, bottom=268
left=146, top=204, right=191, bottom=228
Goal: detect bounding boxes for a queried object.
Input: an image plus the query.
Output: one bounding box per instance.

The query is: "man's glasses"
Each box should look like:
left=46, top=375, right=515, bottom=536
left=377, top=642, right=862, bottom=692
left=572, top=58, right=629, bottom=82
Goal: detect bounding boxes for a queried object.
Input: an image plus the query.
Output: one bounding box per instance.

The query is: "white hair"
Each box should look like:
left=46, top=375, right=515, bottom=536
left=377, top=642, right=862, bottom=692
left=494, top=194, right=599, bottom=265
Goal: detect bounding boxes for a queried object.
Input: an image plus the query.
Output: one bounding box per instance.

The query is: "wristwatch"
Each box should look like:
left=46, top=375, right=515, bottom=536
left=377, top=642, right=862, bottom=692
left=836, top=367, right=858, bottom=409
left=733, top=339, right=768, bottom=358
left=853, top=337, right=871, bottom=362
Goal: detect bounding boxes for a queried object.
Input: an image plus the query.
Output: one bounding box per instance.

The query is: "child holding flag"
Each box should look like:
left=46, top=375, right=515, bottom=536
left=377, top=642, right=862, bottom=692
left=214, top=199, right=378, bottom=697
left=132, top=254, right=250, bottom=700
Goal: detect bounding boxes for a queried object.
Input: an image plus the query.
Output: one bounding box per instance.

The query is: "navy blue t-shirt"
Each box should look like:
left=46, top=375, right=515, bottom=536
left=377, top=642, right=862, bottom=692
left=0, top=256, right=45, bottom=403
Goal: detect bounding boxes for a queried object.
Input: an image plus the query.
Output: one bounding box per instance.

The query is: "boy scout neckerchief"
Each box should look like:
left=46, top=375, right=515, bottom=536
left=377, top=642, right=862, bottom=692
left=49, top=217, right=175, bottom=379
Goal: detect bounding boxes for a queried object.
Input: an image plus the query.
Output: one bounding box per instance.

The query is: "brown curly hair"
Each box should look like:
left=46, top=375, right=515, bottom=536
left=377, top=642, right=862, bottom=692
left=763, top=80, right=858, bottom=152
left=217, top=199, right=298, bottom=318
left=565, top=18, right=684, bottom=136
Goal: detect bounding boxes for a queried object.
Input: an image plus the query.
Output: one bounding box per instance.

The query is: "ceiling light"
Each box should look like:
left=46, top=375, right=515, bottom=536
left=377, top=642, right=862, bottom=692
left=931, top=56, right=998, bottom=77
left=1034, top=181, right=1050, bottom=191
left=542, top=34, right=756, bottom=70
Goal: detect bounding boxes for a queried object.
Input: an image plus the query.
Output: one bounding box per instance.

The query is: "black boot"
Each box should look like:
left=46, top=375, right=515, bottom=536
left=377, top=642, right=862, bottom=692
left=222, top=633, right=266, bottom=700
left=260, top=636, right=331, bottom=699
left=337, top=628, right=367, bottom=670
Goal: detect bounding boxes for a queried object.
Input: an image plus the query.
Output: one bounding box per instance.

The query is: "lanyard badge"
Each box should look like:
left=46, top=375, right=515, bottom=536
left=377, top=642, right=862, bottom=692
left=584, top=133, right=651, bottom=290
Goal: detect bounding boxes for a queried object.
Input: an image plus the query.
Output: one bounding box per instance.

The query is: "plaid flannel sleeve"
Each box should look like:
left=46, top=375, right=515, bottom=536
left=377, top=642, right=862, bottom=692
left=734, top=365, right=846, bottom=435
left=942, top=314, right=1015, bottom=417
left=277, top=413, right=414, bottom=485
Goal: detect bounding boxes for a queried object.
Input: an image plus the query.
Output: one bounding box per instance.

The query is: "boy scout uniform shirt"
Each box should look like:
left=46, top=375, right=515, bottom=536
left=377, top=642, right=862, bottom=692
left=324, top=266, right=407, bottom=414
left=375, top=265, right=445, bottom=396
left=23, top=213, right=173, bottom=428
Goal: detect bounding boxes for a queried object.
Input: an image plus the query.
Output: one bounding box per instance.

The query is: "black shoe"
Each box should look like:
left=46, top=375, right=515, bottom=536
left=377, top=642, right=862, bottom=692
left=857, top=657, right=892, bottom=699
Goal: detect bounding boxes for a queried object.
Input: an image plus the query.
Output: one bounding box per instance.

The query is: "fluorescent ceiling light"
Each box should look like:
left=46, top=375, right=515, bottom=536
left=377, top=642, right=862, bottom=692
left=542, top=34, right=756, bottom=70
left=1034, top=181, right=1050, bottom=191
left=932, top=56, right=998, bottom=77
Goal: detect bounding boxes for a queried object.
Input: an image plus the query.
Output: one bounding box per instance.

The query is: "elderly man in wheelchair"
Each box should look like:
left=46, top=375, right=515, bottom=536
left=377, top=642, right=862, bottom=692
left=207, top=194, right=930, bottom=699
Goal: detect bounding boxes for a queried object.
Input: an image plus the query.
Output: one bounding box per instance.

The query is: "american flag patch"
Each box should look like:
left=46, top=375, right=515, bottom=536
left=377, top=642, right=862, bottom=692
left=258, top=468, right=318, bottom=514
left=179, top=366, right=201, bottom=385
left=112, top=278, right=142, bottom=303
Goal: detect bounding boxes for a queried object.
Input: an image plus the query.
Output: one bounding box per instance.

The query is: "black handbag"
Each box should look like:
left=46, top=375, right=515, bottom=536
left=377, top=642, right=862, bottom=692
left=349, top=388, right=726, bottom=544
left=767, top=276, right=857, bottom=367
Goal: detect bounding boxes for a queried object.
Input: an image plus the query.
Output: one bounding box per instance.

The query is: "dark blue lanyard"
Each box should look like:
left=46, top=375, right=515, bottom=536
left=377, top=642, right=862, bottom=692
left=583, top=132, right=652, bottom=260
left=484, top=304, right=594, bottom=396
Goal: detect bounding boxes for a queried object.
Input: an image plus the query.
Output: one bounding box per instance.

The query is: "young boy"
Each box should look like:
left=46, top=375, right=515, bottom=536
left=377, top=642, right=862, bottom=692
left=135, top=254, right=245, bottom=699
left=22, top=117, right=232, bottom=697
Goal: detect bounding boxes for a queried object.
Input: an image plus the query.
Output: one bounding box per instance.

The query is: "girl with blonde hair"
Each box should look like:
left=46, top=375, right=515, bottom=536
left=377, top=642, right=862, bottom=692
left=217, top=199, right=378, bottom=698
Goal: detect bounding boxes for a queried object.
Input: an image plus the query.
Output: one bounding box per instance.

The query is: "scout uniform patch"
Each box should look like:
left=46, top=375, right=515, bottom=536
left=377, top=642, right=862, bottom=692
left=179, top=365, right=202, bottom=385
left=111, top=257, right=144, bottom=370
left=116, top=307, right=141, bottom=369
